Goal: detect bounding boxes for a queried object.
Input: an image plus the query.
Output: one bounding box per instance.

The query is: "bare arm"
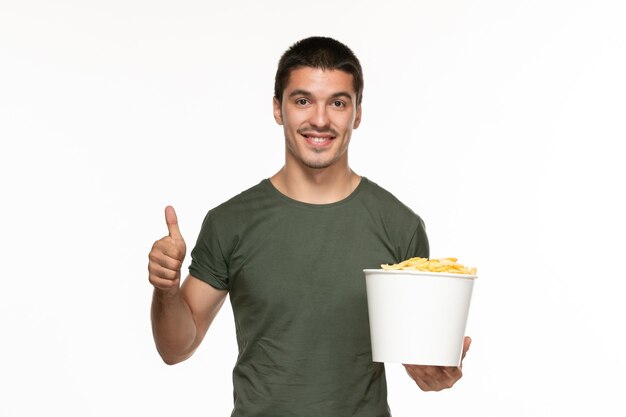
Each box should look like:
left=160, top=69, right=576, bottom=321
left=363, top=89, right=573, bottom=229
left=148, top=206, right=228, bottom=365
left=151, top=275, right=227, bottom=364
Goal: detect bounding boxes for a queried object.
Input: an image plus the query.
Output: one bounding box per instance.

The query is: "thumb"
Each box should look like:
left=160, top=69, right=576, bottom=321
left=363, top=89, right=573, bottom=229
left=165, top=205, right=183, bottom=239
left=461, top=336, right=472, bottom=361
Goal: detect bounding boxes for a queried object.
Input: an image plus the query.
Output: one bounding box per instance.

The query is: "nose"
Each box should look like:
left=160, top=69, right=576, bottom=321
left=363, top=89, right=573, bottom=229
left=309, top=103, right=330, bottom=129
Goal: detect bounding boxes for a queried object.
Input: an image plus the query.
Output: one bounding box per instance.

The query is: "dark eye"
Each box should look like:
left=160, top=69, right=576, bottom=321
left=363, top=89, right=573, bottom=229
left=333, top=100, right=345, bottom=107
left=296, top=98, right=309, bottom=105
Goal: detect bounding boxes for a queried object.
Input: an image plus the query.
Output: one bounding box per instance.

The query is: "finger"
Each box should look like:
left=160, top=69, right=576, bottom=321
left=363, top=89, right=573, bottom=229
left=405, top=365, right=441, bottom=387
left=148, top=263, right=180, bottom=281
left=412, top=374, right=433, bottom=391
left=432, top=367, right=461, bottom=390
left=461, top=336, right=472, bottom=361
left=404, top=365, right=434, bottom=391
left=442, top=366, right=462, bottom=383
left=149, top=274, right=180, bottom=290
left=404, top=364, right=435, bottom=381
left=420, top=365, right=448, bottom=382
left=165, top=206, right=183, bottom=239
left=406, top=364, right=459, bottom=391
left=148, top=251, right=183, bottom=272
left=152, top=237, right=186, bottom=262
left=159, top=240, right=186, bottom=261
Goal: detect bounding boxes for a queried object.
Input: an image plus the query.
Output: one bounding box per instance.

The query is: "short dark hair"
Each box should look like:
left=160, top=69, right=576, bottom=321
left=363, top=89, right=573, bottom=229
left=274, top=36, right=363, bottom=105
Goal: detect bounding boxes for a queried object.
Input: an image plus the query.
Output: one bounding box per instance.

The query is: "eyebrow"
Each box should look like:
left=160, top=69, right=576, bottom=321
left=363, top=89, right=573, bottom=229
left=288, top=89, right=354, bottom=102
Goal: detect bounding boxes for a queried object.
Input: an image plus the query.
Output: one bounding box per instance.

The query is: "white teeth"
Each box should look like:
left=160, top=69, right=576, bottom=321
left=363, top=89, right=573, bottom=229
left=309, top=136, right=329, bottom=143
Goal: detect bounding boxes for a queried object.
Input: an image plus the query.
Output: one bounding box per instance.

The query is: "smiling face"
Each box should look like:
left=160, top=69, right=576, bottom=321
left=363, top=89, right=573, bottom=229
left=273, top=67, right=362, bottom=171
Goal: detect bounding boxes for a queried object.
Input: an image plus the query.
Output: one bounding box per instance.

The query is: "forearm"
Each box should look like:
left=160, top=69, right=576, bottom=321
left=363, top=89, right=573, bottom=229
left=151, top=288, right=197, bottom=364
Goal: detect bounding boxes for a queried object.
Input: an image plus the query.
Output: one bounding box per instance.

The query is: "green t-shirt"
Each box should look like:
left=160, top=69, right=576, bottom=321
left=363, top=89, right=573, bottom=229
left=189, top=177, right=429, bottom=417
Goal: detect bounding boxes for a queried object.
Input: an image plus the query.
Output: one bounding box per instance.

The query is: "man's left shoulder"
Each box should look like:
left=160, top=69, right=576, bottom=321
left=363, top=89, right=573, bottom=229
left=360, top=177, right=421, bottom=218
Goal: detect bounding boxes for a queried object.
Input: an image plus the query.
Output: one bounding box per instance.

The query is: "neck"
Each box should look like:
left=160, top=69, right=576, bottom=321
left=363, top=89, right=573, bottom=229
left=270, top=159, right=361, bottom=204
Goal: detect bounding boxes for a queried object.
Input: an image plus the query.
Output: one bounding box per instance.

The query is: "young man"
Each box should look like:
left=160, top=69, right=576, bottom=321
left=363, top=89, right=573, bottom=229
left=149, top=36, right=470, bottom=416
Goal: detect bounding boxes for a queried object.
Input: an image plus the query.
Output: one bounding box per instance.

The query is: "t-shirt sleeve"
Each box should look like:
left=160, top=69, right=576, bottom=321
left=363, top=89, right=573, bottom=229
left=188, top=210, right=230, bottom=290
left=404, top=215, right=430, bottom=260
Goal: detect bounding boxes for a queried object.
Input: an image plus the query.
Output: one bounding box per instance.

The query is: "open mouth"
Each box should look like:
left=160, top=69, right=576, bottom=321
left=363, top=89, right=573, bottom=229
left=301, top=133, right=336, bottom=146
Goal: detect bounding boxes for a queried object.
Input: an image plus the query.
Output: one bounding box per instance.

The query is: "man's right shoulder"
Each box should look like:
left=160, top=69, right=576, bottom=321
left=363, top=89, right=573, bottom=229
left=206, top=179, right=273, bottom=221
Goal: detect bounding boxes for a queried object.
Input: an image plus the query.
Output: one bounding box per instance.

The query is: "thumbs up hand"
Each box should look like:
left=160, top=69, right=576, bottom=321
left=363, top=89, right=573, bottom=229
left=148, top=206, right=187, bottom=292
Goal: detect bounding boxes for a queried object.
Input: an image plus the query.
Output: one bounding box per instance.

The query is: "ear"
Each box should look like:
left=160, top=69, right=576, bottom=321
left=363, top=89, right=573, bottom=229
left=353, top=104, right=362, bottom=129
left=273, top=97, right=283, bottom=125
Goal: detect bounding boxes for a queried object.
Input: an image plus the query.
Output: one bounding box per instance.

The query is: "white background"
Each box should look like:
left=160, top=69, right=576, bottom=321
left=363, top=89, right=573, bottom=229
left=1, top=0, right=625, bottom=416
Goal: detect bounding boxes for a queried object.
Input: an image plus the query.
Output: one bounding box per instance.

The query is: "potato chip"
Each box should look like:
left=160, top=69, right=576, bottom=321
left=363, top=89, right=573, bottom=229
left=381, top=257, right=477, bottom=275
